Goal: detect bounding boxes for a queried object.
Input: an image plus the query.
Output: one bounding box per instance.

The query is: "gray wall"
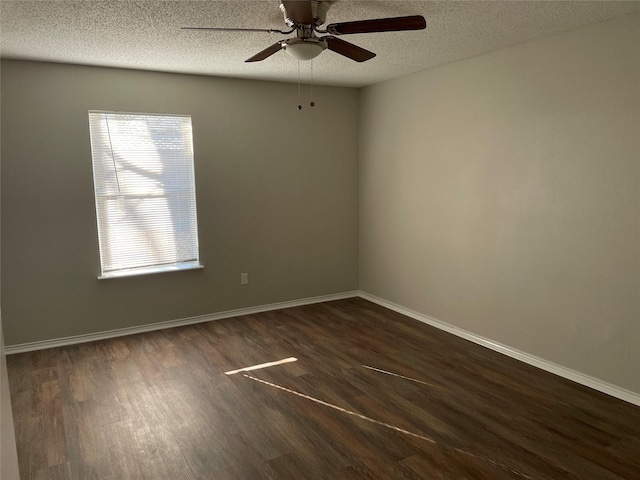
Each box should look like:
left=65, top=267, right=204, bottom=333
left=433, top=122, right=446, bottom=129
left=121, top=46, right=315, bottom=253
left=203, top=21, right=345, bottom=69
left=1, top=115, right=20, bottom=477
left=359, top=13, right=640, bottom=393
left=1, top=316, right=20, bottom=479
left=1, top=60, right=359, bottom=345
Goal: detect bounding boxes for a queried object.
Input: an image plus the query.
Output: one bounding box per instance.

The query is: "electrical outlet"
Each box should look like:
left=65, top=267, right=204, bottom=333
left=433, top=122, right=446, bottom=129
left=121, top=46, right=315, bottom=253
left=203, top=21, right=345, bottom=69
left=240, top=273, right=249, bottom=285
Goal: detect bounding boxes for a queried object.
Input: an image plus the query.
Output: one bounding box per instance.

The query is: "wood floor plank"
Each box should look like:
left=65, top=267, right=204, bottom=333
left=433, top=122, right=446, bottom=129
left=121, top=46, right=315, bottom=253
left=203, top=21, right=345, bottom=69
left=7, top=298, right=640, bottom=479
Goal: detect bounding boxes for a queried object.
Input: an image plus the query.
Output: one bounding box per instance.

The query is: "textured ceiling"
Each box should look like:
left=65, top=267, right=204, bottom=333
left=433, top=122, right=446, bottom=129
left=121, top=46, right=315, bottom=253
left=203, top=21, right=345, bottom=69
left=1, top=1, right=639, bottom=87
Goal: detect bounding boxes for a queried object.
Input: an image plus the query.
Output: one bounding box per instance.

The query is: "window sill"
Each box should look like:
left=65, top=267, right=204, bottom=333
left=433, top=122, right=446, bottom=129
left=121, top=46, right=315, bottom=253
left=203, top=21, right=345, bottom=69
left=98, top=263, right=203, bottom=280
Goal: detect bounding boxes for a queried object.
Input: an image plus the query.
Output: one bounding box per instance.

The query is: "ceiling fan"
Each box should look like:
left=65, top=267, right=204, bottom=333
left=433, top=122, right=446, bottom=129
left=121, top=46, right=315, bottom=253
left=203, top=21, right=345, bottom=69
left=182, top=0, right=426, bottom=63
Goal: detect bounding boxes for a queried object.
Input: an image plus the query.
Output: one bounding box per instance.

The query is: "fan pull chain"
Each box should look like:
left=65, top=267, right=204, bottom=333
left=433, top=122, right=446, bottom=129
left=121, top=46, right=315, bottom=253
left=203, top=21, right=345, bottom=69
left=309, top=61, right=315, bottom=107
left=297, top=61, right=302, bottom=110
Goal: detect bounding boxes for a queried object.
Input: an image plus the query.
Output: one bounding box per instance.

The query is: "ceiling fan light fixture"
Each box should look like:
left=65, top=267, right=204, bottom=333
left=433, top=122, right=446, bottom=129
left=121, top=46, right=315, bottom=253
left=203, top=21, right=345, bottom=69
left=284, top=38, right=326, bottom=61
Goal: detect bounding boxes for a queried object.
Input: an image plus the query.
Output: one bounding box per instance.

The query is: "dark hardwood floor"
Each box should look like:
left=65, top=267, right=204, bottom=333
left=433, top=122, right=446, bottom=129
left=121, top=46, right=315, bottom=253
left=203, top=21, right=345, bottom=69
left=7, top=298, right=640, bottom=479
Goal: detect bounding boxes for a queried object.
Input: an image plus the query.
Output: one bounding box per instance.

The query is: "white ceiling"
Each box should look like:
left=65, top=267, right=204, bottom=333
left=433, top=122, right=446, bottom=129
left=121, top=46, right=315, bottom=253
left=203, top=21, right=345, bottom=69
left=1, top=1, right=639, bottom=88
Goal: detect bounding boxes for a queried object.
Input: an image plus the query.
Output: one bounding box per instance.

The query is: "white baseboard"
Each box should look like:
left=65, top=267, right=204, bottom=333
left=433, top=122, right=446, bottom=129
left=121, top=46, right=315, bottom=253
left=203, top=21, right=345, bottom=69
left=7, top=289, right=639, bottom=407
left=4, top=291, right=359, bottom=355
left=358, top=291, right=640, bottom=407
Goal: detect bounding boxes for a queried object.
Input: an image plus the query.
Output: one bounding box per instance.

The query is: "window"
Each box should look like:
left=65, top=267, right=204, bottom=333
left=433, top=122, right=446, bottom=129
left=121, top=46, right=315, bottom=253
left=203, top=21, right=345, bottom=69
left=88, top=111, right=202, bottom=279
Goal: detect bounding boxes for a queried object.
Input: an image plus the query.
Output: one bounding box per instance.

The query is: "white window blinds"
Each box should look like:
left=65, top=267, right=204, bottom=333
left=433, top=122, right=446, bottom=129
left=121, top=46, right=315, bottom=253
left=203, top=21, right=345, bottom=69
left=88, top=111, right=201, bottom=278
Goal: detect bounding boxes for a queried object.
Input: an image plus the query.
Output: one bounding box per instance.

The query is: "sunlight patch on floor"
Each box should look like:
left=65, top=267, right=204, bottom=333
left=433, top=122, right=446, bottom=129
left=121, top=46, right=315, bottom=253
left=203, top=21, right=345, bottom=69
left=225, top=357, right=298, bottom=375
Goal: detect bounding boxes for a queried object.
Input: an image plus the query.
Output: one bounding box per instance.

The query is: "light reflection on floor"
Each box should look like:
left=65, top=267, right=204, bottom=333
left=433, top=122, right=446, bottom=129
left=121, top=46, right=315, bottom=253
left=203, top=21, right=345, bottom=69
left=225, top=358, right=533, bottom=479
left=224, top=356, right=298, bottom=375
left=243, top=372, right=437, bottom=443
left=362, top=364, right=438, bottom=387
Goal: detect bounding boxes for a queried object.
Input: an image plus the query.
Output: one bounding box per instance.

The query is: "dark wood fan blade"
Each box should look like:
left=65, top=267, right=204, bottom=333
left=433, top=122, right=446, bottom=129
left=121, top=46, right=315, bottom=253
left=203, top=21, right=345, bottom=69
left=326, top=15, right=426, bottom=35
left=182, top=27, right=293, bottom=34
left=281, top=0, right=313, bottom=25
left=245, top=41, right=284, bottom=62
left=324, top=36, right=376, bottom=62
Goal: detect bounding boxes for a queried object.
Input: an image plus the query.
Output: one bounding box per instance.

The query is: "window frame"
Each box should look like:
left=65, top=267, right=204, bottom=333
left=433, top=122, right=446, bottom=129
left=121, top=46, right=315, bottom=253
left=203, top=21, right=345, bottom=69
left=88, top=110, right=203, bottom=280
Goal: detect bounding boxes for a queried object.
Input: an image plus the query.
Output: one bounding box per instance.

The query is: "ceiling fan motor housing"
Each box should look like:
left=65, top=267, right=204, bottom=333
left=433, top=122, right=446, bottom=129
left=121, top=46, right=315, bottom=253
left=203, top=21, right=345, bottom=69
left=280, top=0, right=333, bottom=28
